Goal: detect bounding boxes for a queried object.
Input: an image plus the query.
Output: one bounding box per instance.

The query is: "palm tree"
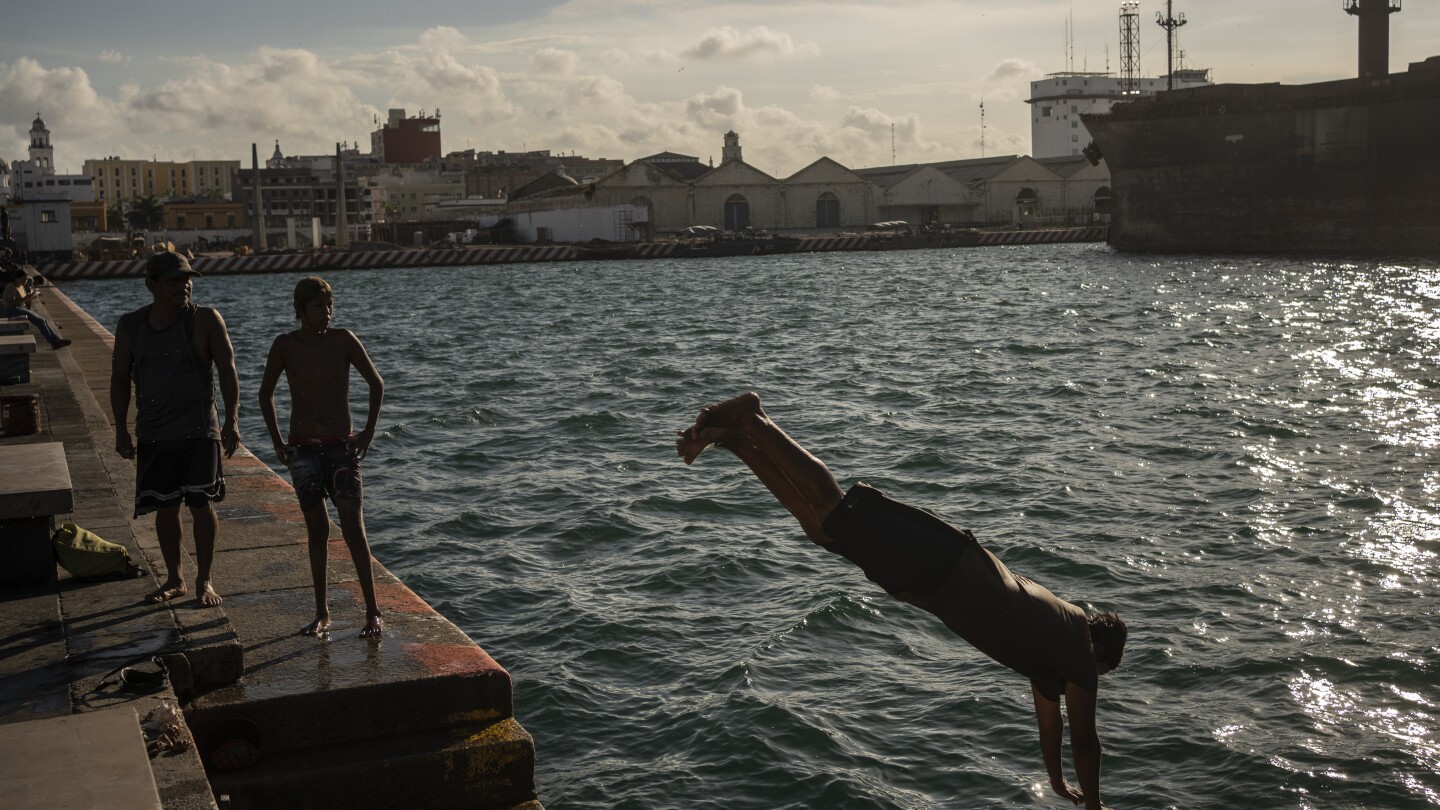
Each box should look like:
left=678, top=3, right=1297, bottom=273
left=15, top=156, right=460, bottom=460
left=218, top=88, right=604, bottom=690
left=126, top=194, right=164, bottom=229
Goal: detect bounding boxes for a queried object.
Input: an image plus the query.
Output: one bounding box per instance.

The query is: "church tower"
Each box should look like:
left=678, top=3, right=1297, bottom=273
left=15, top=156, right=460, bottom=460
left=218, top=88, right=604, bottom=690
left=28, top=114, right=54, bottom=172
left=721, top=131, right=742, bottom=164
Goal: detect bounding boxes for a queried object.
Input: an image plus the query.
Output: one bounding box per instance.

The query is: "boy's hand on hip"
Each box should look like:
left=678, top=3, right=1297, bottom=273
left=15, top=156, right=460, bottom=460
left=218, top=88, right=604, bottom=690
left=272, top=441, right=291, bottom=466
left=352, top=428, right=374, bottom=461
left=115, top=430, right=135, bottom=459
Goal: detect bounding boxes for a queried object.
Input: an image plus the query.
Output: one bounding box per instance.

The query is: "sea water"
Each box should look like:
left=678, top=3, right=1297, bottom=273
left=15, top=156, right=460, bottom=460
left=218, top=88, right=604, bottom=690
left=62, top=244, right=1440, bottom=809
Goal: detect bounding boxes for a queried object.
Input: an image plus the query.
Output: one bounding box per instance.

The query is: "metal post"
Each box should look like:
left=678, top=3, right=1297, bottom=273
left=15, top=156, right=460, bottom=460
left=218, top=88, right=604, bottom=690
left=251, top=144, right=267, bottom=253
left=335, top=143, right=348, bottom=250
left=1156, top=0, right=1187, bottom=91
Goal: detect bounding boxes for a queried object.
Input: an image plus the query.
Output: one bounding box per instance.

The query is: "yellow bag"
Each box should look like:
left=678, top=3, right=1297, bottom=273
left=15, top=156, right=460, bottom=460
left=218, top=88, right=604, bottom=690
left=52, top=523, right=138, bottom=579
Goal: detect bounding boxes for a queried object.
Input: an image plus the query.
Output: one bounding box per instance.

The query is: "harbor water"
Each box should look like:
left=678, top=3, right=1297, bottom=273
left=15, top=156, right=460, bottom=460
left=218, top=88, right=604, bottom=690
left=60, top=244, right=1440, bottom=809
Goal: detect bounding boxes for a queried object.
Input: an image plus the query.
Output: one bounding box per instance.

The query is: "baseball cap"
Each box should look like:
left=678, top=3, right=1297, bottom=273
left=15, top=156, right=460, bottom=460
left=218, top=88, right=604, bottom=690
left=145, top=251, right=201, bottom=279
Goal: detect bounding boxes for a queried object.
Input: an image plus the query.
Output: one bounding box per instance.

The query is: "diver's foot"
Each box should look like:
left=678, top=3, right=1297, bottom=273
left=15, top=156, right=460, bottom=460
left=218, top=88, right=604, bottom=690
left=302, top=614, right=332, bottom=636
left=197, top=581, right=223, bottom=607
left=144, top=581, right=188, bottom=604
left=676, top=426, right=740, bottom=465
left=694, top=392, right=765, bottom=432
left=360, top=613, right=384, bottom=638
left=51, top=339, right=72, bottom=350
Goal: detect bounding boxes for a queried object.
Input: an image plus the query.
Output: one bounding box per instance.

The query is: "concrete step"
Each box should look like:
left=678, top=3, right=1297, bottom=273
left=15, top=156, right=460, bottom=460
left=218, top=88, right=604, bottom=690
left=206, top=716, right=538, bottom=810
left=184, top=584, right=514, bottom=755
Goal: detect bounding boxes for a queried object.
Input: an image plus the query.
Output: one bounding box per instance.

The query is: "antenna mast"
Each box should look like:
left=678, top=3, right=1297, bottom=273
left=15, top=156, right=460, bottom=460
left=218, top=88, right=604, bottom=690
left=1156, top=0, right=1187, bottom=90
left=891, top=122, right=896, bottom=165
left=980, top=100, right=986, bottom=158
left=1120, top=1, right=1140, bottom=94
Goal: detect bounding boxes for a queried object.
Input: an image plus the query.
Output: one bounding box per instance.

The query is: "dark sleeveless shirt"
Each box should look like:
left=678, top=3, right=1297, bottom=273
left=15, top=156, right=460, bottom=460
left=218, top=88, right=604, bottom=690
left=822, top=483, right=1098, bottom=700
left=119, top=303, right=220, bottom=442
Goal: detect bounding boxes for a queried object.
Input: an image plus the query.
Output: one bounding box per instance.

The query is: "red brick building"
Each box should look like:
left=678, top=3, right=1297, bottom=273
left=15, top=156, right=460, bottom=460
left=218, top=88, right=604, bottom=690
left=370, top=109, right=442, bottom=165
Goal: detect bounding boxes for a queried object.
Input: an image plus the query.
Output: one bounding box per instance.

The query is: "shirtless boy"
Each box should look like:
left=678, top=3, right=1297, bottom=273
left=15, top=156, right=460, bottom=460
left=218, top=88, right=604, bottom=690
left=677, top=393, right=1126, bottom=810
left=258, top=277, right=385, bottom=637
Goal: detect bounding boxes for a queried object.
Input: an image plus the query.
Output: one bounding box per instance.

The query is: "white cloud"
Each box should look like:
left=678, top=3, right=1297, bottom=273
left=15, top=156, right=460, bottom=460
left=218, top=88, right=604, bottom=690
left=809, top=85, right=843, bottom=102
left=985, top=58, right=1042, bottom=83
left=530, top=48, right=580, bottom=76
left=682, top=26, right=821, bottom=61
left=99, top=50, right=130, bottom=64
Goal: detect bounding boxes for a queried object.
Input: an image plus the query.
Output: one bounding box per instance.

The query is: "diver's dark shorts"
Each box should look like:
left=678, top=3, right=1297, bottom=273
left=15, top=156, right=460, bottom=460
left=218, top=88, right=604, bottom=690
left=820, top=482, right=978, bottom=597
left=288, top=442, right=363, bottom=511
left=134, top=438, right=226, bottom=517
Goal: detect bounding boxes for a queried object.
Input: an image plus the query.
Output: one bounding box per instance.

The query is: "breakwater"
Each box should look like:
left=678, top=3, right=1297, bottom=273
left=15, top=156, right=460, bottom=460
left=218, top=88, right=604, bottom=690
left=36, top=226, right=1107, bottom=279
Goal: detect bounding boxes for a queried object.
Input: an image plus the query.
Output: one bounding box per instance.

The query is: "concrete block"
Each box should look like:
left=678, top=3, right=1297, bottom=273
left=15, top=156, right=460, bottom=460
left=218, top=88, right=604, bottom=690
left=0, top=441, right=75, bottom=519
left=0, top=515, right=57, bottom=586
left=0, top=352, right=30, bottom=384
left=205, top=716, right=537, bottom=810
left=0, top=333, right=37, bottom=354
left=187, top=589, right=513, bottom=754
left=0, top=706, right=163, bottom=810
left=0, top=319, right=31, bottom=335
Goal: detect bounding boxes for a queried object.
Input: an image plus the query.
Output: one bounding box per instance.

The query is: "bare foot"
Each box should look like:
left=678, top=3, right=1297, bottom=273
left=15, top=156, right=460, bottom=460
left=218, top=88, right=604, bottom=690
left=676, top=425, right=740, bottom=464
left=144, top=582, right=188, bottom=604
left=302, top=614, right=332, bottom=636
left=360, top=613, right=384, bottom=638
left=692, top=392, right=765, bottom=433
left=197, top=581, right=223, bottom=607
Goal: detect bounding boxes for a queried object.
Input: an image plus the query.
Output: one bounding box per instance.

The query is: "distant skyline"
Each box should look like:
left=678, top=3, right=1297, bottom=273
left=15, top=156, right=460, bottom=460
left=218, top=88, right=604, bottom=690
left=4, top=0, right=1437, bottom=177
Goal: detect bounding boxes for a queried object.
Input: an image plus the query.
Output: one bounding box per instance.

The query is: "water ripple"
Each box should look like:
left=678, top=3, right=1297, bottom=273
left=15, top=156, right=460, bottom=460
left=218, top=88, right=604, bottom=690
left=60, top=245, right=1440, bottom=808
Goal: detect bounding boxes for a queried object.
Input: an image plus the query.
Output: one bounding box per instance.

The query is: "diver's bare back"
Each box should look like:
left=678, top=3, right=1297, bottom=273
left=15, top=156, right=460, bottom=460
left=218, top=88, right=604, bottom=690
left=280, top=328, right=357, bottom=437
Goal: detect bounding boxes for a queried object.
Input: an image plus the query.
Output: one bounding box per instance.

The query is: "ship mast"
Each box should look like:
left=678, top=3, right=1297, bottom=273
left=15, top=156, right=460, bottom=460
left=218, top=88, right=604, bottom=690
left=1345, top=0, right=1401, bottom=80
left=1120, top=1, right=1140, bottom=95
left=1156, top=0, right=1187, bottom=91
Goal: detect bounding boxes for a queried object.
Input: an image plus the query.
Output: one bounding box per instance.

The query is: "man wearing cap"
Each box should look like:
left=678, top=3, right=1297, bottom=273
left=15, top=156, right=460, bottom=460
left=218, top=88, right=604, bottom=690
left=110, top=252, right=241, bottom=606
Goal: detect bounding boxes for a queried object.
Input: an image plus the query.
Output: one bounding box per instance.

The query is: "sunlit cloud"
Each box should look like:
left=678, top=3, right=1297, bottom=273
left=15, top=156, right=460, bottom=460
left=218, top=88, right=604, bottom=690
left=682, top=26, right=821, bottom=62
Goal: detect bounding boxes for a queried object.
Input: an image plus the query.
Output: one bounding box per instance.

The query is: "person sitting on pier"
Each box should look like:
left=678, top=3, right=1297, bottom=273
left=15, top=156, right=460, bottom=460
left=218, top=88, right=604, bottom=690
left=677, top=393, right=1126, bottom=810
left=111, top=252, right=240, bottom=607
left=3, top=268, right=71, bottom=349
left=258, top=277, right=385, bottom=638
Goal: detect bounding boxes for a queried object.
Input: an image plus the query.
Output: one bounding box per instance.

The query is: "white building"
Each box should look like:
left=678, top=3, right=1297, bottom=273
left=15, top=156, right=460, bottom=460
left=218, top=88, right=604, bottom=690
left=1028, top=69, right=1212, bottom=158
left=8, top=114, right=95, bottom=202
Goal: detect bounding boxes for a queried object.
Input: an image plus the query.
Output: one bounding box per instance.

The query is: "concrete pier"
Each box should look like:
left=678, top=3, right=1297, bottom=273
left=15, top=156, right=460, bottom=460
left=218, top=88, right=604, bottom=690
left=0, top=288, right=542, bottom=809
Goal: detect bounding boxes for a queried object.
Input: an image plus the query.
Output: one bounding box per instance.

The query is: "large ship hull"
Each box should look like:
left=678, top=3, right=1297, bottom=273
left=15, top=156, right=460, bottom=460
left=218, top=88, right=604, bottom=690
left=1084, top=56, right=1440, bottom=257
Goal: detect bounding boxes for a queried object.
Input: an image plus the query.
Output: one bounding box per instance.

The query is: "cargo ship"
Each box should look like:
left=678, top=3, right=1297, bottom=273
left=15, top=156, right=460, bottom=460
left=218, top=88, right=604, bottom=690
left=1083, top=0, right=1440, bottom=257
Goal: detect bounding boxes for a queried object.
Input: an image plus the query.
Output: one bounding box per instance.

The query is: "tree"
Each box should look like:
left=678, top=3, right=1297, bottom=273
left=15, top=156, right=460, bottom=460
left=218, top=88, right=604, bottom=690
left=126, top=194, right=163, bottom=230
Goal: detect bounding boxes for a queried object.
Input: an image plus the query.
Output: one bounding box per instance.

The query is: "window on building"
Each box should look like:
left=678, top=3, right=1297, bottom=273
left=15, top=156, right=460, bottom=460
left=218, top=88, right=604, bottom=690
left=206, top=215, right=214, bottom=229
left=1072, top=121, right=1079, bottom=128
left=1041, top=107, right=1052, bottom=117
left=177, top=215, right=187, bottom=229
left=1015, top=188, right=1038, bottom=218
left=816, top=192, right=840, bottom=228
left=724, top=195, right=750, bottom=231
left=227, top=214, right=236, bottom=228
left=40, top=210, right=58, bottom=223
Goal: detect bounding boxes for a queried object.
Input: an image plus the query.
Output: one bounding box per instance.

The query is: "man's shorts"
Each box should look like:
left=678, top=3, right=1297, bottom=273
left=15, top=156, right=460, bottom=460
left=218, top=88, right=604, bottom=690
left=134, top=438, right=226, bottom=517
left=288, top=441, right=363, bottom=511
left=820, top=482, right=978, bottom=597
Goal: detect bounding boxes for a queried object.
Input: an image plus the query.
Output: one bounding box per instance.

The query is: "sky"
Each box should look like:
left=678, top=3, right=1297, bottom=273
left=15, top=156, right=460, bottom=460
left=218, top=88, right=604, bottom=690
left=3, top=0, right=1438, bottom=178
